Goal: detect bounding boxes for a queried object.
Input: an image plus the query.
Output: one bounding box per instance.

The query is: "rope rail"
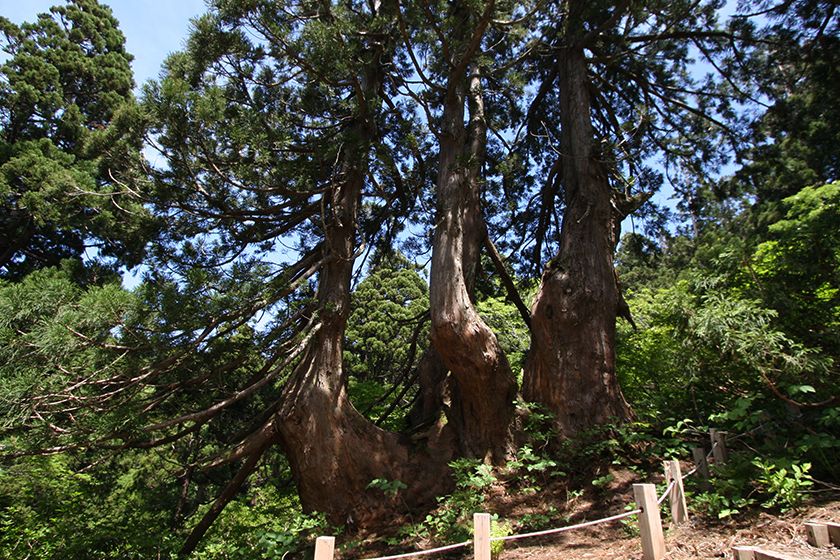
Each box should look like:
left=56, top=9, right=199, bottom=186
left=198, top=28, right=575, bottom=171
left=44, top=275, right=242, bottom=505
left=352, top=429, right=733, bottom=560
left=490, top=508, right=642, bottom=543
left=359, top=471, right=688, bottom=560
left=360, top=540, right=470, bottom=560
left=359, top=507, right=646, bottom=560
left=657, top=479, right=677, bottom=505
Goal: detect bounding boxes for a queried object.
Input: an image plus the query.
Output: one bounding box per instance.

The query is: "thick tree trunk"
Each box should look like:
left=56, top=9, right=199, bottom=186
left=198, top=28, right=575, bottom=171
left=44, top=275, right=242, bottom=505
left=523, top=47, right=632, bottom=437
left=276, top=337, right=451, bottom=527
left=182, top=168, right=444, bottom=546
left=406, top=346, right=449, bottom=430
left=275, top=158, right=452, bottom=526
left=271, top=5, right=454, bottom=525
left=429, top=65, right=518, bottom=463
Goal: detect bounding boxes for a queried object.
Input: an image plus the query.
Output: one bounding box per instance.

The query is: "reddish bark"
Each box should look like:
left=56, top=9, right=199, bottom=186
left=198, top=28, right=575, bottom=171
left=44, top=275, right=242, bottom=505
left=523, top=47, right=632, bottom=437
left=428, top=62, right=518, bottom=463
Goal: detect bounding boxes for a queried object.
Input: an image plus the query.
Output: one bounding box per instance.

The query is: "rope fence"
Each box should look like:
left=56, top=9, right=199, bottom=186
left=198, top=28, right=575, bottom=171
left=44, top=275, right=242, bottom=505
left=313, top=428, right=732, bottom=560
left=490, top=508, right=642, bottom=543
left=359, top=541, right=471, bottom=560
left=657, top=479, right=677, bottom=505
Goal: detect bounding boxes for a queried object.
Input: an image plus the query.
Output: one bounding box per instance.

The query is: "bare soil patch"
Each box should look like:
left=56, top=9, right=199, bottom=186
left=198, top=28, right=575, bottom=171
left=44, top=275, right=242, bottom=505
left=349, top=467, right=840, bottom=560
left=499, top=492, right=840, bottom=560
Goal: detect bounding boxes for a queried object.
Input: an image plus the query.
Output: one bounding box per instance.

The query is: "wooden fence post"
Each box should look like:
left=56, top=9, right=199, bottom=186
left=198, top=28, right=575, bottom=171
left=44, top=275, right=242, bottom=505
left=732, top=546, right=756, bottom=560
left=805, top=522, right=831, bottom=547
left=692, top=447, right=710, bottom=480
left=314, top=536, right=335, bottom=560
left=710, top=428, right=728, bottom=464
left=732, top=546, right=796, bottom=560
left=474, top=513, right=491, bottom=560
left=633, top=483, right=666, bottom=560
left=664, top=459, right=689, bottom=525
left=825, top=521, right=840, bottom=546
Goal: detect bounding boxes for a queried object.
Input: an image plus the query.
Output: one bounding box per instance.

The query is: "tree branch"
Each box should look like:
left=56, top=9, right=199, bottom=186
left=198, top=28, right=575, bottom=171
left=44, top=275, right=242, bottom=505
left=483, top=233, right=532, bottom=329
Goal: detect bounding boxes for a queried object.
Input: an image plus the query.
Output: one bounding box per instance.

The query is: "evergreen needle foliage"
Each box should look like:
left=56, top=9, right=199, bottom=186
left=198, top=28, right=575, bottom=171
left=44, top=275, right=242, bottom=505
left=0, top=0, right=837, bottom=557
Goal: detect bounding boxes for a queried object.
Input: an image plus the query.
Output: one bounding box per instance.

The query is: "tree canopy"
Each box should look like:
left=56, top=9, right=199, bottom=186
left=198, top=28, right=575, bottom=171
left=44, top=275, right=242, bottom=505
left=0, top=0, right=151, bottom=279
left=0, top=0, right=838, bottom=557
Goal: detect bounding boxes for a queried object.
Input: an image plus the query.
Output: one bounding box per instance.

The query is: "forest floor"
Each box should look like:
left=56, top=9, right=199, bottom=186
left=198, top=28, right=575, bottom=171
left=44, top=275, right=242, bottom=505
left=492, top=467, right=840, bottom=560
left=498, top=496, right=840, bottom=560
left=354, top=465, right=840, bottom=560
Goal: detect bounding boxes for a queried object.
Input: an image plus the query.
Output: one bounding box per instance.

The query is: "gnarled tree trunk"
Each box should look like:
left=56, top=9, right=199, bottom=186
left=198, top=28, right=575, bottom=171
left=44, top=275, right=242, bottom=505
left=523, top=46, right=632, bottom=437
left=429, top=61, right=518, bottom=463
left=268, top=14, right=461, bottom=518
left=183, top=5, right=457, bottom=536
left=275, top=143, right=453, bottom=525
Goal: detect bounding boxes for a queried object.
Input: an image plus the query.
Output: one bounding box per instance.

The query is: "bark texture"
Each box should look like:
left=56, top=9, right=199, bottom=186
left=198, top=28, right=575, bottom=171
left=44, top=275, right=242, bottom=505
left=523, top=47, right=632, bottom=437
left=275, top=152, right=452, bottom=526
left=235, top=4, right=453, bottom=527
left=407, top=346, right=449, bottom=430
left=429, top=62, right=517, bottom=463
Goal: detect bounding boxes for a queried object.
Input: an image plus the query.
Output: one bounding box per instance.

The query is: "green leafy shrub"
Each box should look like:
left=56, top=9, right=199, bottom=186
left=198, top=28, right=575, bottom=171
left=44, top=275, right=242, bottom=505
left=0, top=452, right=181, bottom=560
left=517, top=507, right=560, bottom=531
left=367, top=478, right=408, bottom=498
left=420, top=459, right=497, bottom=544
left=489, top=517, right=512, bottom=560
left=688, top=453, right=814, bottom=519
left=752, top=458, right=813, bottom=511
left=190, top=489, right=330, bottom=560
left=691, top=490, right=756, bottom=520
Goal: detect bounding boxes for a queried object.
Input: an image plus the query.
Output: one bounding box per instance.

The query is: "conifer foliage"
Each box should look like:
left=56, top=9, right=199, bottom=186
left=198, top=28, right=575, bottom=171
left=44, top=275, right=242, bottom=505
left=0, top=0, right=837, bottom=556
left=0, top=0, right=150, bottom=278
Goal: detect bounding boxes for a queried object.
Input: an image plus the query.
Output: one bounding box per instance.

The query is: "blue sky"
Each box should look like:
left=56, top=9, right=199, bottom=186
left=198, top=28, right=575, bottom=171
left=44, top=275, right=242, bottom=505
left=1, top=0, right=207, bottom=88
